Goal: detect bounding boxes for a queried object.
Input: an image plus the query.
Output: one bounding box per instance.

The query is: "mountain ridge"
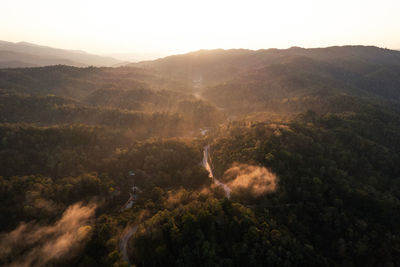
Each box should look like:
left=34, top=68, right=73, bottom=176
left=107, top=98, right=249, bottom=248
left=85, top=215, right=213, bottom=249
left=125, top=45, right=400, bottom=116
left=0, top=40, right=121, bottom=68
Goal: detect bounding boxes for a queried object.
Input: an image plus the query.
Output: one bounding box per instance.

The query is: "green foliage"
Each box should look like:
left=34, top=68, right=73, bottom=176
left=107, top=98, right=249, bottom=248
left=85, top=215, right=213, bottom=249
left=0, top=173, right=113, bottom=230
left=2, top=46, right=400, bottom=266
left=130, top=199, right=312, bottom=267
left=104, top=139, right=210, bottom=190
left=209, top=111, right=400, bottom=266
left=0, top=92, right=187, bottom=137
left=0, top=124, right=128, bottom=178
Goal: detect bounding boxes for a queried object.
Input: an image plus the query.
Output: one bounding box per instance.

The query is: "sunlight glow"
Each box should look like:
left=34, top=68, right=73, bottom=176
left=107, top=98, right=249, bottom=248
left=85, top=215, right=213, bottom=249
left=1, top=0, right=399, bottom=54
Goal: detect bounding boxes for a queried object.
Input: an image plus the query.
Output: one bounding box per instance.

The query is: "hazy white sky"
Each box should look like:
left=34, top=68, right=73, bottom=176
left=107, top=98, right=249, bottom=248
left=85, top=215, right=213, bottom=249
left=1, top=0, right=400, bottom=55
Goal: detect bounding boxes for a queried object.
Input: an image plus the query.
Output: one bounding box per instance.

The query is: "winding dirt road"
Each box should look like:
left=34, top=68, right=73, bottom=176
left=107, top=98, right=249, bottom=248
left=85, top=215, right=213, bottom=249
left=203, top=145, right=231, bottom=198
left=119, top=224, right=139, bottom=265
left=118, top=144, right=231, bottom=265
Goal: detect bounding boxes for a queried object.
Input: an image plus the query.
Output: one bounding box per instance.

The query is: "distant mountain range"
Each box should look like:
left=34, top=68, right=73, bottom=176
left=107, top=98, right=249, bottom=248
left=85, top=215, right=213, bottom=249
left=130, top=46, right=400, bottom=84
left=0, top=40, right=122, bottom=68
left=129, top=46, right=400, bottom=115
left=2, top=43, right=400, bottom=117
left=104, top=52, right=166, bottom=63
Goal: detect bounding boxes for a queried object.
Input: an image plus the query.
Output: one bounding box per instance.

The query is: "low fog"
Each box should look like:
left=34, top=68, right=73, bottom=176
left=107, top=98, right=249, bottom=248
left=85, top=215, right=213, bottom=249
left=0, top=202, right=97, bottom=267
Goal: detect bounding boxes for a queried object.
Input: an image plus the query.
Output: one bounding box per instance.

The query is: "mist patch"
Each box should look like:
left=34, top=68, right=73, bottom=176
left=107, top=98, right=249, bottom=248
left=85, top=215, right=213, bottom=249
left=0, top=202, right=96, bottom=267
left=223, top=163, right=277, bottom=197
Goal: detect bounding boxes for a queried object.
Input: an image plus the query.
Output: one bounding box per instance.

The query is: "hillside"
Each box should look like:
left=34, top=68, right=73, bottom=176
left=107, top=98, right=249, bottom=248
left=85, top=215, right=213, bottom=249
left=131, top=46, right=400, bottom=116
left=0, top=40, right=121, bottom=68
left=0, top=65, right=225, bottom=132
left=131, top=46, right=400, bottom=82
left=1, top=46, right=400, bottom=266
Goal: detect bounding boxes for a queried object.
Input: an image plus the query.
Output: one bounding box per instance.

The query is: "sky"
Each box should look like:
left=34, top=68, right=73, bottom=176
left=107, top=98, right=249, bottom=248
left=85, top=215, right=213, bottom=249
left=1, top=0, right=400, bottom=56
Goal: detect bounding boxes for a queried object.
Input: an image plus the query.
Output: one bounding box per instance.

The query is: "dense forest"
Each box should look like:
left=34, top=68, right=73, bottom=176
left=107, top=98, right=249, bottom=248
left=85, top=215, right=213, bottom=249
left=1, top=46, right=400, bottom=266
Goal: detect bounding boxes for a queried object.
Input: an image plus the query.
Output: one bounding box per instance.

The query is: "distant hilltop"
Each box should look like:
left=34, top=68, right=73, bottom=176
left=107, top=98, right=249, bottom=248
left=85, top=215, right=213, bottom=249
left=0, top=40, right=121, bottom=68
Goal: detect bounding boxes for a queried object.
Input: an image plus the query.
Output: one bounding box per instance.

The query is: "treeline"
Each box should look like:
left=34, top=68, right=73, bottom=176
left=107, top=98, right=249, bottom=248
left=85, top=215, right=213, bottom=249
left=0, top=65, right=185, bottom=98
left=0, top=91, right=225, bottom=136
left=84, top=88, right=225, bottom=128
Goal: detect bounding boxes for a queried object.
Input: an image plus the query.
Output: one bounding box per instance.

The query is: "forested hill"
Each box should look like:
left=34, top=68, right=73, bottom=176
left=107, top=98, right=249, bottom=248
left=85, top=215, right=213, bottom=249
left=132, top=46, right=400, bottom=83
left=1, top=46, right=400, bottom=266
left=131, top=46, right=400, bottom=116
left=3, top=46, right=400, bottom=119
left=0, top=66, right=225, bottom=132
